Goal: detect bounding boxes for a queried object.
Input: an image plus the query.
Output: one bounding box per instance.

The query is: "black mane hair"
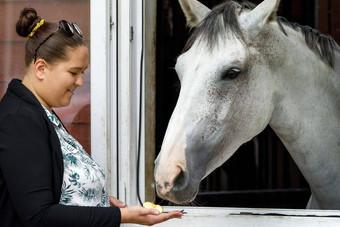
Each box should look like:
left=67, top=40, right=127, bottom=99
left=182, top=0, right=339, bottom=68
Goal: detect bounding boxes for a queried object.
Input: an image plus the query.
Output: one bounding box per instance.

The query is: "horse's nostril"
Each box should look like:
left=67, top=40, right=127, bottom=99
left=173, top=169, right=187, bottom=191
left=155, top=165, right=188, bottom=196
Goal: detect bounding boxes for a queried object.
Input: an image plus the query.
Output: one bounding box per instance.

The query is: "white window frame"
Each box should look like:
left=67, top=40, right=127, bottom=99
left=90, top=0, right=340, bottom=226
left=90, top=0, right=146, bottom=205
left=90, top=0, right=119, bottom=198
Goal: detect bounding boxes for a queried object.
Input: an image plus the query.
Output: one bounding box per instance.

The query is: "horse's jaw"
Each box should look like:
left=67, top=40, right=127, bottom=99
left=154, top=112, right=247, bottom=204
left=154, top=110, right=225, bottom=204
left=154, top=141, right=247, bottom=204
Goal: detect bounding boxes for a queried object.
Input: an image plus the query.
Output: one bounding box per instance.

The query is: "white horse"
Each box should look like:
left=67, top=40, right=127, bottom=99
left=154, top=0, right=340, bottom=209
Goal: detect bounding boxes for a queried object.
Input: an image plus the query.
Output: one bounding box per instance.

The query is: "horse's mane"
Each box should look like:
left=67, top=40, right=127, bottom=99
left=278, top=17, right=340, bottom=68
left=182, top=0, right=340, bottom=68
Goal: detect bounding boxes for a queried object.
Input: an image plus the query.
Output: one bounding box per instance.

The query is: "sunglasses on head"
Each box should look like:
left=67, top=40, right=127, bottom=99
left=33, top=20, right=84, bottom=63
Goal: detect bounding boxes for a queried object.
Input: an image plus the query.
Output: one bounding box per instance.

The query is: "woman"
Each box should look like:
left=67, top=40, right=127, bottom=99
left=0, top=7, right=182, bottom=227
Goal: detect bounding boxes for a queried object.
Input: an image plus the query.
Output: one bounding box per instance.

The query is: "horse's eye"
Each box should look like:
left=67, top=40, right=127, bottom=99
left=222, top=68, right=241, bottom=80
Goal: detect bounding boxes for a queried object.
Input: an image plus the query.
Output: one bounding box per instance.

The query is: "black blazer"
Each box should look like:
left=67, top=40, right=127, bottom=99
left=0, top=79, right=121, bottom=227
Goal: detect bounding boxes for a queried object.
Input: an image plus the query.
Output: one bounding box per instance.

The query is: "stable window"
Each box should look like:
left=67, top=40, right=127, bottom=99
left=155, top=0, right=317, bottom=209
left=90, top=0, right=340, bottom=226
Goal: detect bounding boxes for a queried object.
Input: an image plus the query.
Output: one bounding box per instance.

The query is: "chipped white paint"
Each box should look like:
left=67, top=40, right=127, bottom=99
left=155, top=207, right=340, bottom=227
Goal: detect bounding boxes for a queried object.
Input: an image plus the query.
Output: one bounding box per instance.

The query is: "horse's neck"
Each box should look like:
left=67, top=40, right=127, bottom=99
left=270, top=74, right=340, bottom=157
left=268, top=26, right=340, bottom=208
left=268, top=24, right=340, bottom=155
left=270, top=42, right=340, bottom=160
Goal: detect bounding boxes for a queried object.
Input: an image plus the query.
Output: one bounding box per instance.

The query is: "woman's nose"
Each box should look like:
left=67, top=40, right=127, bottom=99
left=75, top=74, right=84, bottom=87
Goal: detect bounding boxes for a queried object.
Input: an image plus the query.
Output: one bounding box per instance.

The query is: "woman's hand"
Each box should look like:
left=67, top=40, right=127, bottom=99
left=109, top=196, right=127, bottom=208
left=120, top=206, right=183, bottom=226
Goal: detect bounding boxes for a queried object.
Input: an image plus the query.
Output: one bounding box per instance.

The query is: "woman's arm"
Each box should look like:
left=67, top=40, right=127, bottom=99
left=120, top=206, right=183, bottom=225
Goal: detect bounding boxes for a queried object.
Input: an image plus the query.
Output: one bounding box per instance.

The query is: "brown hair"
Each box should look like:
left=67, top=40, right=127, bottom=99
left=16, top=7, right=86, bottom=67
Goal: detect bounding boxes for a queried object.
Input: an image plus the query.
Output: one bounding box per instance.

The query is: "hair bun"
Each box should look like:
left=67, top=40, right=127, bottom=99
left=16, top=7, right=41, bottom=37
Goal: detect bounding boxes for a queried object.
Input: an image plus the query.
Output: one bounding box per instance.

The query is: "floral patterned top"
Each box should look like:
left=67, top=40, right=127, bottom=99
left=43, top=106, right=110, bottom=207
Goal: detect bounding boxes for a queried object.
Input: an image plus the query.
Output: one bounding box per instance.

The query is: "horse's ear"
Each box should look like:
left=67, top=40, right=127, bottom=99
left=179, top=0, right=211, bottom=27
left=240, top=0, right=280, bottom=39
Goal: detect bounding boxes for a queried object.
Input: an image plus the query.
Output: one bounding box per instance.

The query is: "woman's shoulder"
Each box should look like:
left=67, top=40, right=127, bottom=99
left=0, top=93, right=48, bottom=134
left=1, top=80, right=44, bottom=121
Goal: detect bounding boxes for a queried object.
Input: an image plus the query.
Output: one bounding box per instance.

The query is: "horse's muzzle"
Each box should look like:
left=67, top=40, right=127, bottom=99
left=155, top=167, right=197, bottom=204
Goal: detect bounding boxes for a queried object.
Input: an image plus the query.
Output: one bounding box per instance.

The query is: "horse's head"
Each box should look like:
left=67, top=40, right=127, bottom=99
left=155, top=0, right=282, bottom=204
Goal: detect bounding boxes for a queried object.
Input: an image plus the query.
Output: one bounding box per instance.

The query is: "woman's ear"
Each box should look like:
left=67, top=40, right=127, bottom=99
left=34, top=59, right=47, bottom=80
